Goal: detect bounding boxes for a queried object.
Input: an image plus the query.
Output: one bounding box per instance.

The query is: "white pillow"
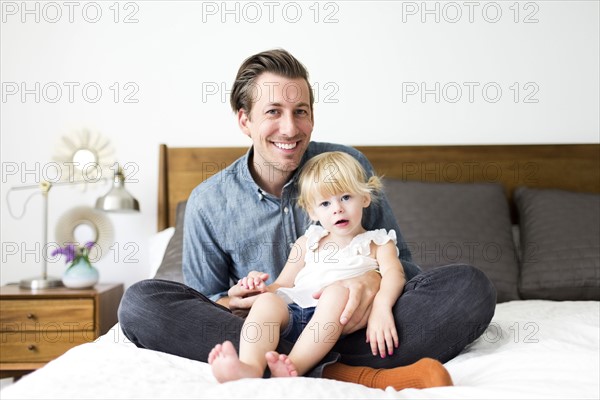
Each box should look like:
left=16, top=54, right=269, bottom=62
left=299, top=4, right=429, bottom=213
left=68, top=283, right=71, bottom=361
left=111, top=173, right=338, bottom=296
left=147, top=227, right=175, bottom=279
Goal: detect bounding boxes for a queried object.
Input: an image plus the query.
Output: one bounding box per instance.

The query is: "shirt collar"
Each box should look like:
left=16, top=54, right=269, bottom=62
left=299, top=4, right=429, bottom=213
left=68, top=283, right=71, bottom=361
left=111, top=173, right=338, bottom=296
left=242, top=145, right=308, bottom=199
left=240, top=147, right=265, bottom=200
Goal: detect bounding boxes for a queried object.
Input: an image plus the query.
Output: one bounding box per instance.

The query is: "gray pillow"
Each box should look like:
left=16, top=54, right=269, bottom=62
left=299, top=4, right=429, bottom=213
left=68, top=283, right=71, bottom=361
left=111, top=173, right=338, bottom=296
left=515, top=187, right=600, bottom=300
left=154, top=201, right=186, bottom=282
left=384, top=179, right=520, bottom=302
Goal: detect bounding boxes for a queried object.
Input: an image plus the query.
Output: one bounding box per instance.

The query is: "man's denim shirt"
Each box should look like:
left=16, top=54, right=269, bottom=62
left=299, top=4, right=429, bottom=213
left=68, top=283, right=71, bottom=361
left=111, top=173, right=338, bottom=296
left=182, top=142, right=421, bottom=301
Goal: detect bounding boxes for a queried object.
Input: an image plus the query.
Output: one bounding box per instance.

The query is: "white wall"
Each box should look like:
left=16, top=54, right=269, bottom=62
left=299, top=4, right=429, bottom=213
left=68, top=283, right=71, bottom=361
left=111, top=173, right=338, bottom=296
left=1, top=1, right=599, bottom=288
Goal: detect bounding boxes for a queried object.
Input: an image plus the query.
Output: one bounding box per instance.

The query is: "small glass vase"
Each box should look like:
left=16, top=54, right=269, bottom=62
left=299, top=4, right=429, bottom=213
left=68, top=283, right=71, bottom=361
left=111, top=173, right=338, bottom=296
left=62, top=257, right=99, bottom=289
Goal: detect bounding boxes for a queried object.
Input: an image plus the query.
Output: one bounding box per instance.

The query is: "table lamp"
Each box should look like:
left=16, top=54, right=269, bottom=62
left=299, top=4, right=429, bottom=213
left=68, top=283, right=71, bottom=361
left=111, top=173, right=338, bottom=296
left=6, top=165, right=140, bottom=289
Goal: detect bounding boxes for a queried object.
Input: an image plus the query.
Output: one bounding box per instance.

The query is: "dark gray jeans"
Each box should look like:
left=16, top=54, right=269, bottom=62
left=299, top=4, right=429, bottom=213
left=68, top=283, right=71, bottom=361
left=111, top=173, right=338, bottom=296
left=118, top=264, right=496, bottom=377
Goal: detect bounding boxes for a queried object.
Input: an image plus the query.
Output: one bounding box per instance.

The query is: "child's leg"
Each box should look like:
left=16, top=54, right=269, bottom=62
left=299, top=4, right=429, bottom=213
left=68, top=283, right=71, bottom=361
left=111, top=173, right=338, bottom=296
left=209, top=292, right=289, bottom=382
left=269, top=285, right=348, bottom=377
left=239, top=292, right=290, bottom=370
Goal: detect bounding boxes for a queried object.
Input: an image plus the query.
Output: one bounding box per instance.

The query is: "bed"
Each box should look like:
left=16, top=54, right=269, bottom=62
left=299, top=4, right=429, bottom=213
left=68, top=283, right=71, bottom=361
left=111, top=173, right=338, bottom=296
left=3, top=144, right=599, bottom=399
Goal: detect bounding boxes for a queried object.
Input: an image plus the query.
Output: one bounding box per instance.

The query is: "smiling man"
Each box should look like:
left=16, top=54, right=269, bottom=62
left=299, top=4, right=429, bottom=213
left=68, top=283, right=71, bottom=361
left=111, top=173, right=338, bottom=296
left=118, top=49, right=496, bottom=391
left=237, top=71, right=313, bottom=197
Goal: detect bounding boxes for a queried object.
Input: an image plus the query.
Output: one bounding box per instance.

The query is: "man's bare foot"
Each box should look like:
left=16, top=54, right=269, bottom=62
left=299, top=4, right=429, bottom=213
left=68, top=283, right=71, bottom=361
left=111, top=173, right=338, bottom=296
left=208, top=340, right=262, bottom=383
left=266, top=351, right=299, bottom=377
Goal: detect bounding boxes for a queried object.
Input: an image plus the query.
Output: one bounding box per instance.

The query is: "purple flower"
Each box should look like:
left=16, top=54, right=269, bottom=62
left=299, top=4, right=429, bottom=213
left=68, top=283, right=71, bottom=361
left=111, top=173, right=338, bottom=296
left=52, top=242, right=95, bottom=265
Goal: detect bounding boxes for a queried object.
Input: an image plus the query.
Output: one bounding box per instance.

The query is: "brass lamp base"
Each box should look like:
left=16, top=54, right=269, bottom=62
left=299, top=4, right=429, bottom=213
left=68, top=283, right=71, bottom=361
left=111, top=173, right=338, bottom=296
left=19, top=277, right=63, bottom=290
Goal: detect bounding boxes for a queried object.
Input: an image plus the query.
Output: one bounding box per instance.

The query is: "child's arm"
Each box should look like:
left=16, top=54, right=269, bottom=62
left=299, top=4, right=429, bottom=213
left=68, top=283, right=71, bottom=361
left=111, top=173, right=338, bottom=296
left=366, top=240, right=406, bottom=358
left=238, top=235, right=308, bottom=293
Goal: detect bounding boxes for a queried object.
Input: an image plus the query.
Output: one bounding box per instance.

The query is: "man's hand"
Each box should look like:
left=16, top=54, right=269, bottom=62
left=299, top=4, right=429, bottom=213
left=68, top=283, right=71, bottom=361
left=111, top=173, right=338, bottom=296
left=313, top=270, right=381, bottom=335
left=224, top=271, right=269, bottom=313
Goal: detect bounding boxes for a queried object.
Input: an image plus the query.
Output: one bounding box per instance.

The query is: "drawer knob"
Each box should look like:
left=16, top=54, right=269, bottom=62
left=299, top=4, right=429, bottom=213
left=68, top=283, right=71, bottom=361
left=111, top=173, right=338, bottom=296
left=26, top=313, right=35, bottom=319
left=27, top=344, right=36, bottom=351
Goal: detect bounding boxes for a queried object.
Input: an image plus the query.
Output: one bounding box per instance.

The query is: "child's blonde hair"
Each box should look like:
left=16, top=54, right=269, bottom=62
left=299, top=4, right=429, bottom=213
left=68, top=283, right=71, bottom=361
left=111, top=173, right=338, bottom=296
left=297, top=151, right=382, bottom=211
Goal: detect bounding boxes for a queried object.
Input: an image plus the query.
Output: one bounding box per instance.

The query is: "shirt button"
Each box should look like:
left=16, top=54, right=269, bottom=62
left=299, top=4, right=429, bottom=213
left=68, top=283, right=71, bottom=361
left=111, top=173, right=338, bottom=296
left=284, top=207, right=289, bottom=214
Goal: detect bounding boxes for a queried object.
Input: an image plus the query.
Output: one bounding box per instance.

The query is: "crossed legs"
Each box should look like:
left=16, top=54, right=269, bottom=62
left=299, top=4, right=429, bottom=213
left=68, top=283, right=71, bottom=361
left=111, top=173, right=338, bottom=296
left=120, top=265, right=495, bottom=389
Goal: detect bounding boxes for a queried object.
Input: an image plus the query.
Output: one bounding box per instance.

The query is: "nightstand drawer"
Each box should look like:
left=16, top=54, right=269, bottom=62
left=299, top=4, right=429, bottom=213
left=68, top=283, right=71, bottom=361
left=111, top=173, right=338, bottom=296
left=0, top=283, right=123, bottom=377
left=0, top=299, right=94, bottom=331
left=0, top=331, right=91, bottom=363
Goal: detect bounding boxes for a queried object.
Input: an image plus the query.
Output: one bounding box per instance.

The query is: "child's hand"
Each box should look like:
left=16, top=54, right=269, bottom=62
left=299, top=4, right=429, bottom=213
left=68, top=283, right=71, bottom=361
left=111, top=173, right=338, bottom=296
left=227, top=271, right=270, bottom=311
left=366, top=307, right=399, bottom=358
left=238, top=271, right=269, bottom=291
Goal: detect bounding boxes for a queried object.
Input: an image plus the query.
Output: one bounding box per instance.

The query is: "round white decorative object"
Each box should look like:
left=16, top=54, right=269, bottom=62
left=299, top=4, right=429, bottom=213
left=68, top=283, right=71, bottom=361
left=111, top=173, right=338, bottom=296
left=55, top=206, right=114, bottom=262
left=52, top=128, right=115, bottom=189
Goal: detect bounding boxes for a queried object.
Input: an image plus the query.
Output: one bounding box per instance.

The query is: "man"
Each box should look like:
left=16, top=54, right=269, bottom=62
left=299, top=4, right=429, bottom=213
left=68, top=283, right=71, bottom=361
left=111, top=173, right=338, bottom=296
left=119, top=49, right=496, bottom=390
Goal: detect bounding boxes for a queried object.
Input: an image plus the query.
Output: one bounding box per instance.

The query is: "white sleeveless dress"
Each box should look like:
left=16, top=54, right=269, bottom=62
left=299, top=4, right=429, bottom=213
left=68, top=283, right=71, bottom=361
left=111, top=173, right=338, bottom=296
left=277, top=225, right=399, bottom=308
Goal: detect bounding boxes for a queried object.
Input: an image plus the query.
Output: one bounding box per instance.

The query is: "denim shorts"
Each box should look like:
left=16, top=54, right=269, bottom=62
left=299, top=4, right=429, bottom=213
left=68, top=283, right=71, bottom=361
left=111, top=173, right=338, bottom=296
left=280, top=303, right=316, bottom=342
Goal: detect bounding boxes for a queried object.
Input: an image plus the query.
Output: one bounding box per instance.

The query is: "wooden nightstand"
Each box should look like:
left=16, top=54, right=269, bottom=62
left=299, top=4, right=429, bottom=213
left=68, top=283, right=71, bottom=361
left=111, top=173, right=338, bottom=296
left=0, top=283, right=124, bottom=379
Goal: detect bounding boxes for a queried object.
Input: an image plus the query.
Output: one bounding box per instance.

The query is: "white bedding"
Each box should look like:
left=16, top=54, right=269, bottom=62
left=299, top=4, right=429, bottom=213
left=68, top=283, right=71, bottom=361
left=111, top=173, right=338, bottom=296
left=2, top=300, right=599, bottom=399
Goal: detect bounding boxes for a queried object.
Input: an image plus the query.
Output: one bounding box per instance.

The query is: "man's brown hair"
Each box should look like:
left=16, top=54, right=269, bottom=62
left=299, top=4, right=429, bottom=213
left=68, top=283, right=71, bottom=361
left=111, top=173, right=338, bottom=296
left=230, top=49, right=314, bottom=119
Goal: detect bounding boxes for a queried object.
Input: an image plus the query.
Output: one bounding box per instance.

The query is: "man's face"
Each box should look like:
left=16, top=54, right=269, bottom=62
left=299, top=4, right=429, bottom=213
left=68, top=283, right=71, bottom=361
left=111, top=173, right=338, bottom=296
left=238, top=72, right=314, bottom=182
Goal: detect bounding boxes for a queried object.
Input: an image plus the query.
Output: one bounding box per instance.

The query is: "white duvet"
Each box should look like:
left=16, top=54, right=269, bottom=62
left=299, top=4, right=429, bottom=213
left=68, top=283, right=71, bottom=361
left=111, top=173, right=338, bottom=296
left=2, top=300, right=599, bottom=399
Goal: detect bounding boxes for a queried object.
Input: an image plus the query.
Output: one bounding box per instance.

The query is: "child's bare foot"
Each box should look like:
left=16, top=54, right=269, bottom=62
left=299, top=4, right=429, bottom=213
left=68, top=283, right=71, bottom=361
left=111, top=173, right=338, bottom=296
left=208, top=340, right=262, bottom=383
left=265, top=351, right=299, bottom=377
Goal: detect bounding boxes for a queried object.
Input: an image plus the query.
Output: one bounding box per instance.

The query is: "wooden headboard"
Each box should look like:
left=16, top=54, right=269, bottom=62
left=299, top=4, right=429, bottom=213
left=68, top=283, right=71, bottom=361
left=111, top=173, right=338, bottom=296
left=158, top=144, right=600, bottom=231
